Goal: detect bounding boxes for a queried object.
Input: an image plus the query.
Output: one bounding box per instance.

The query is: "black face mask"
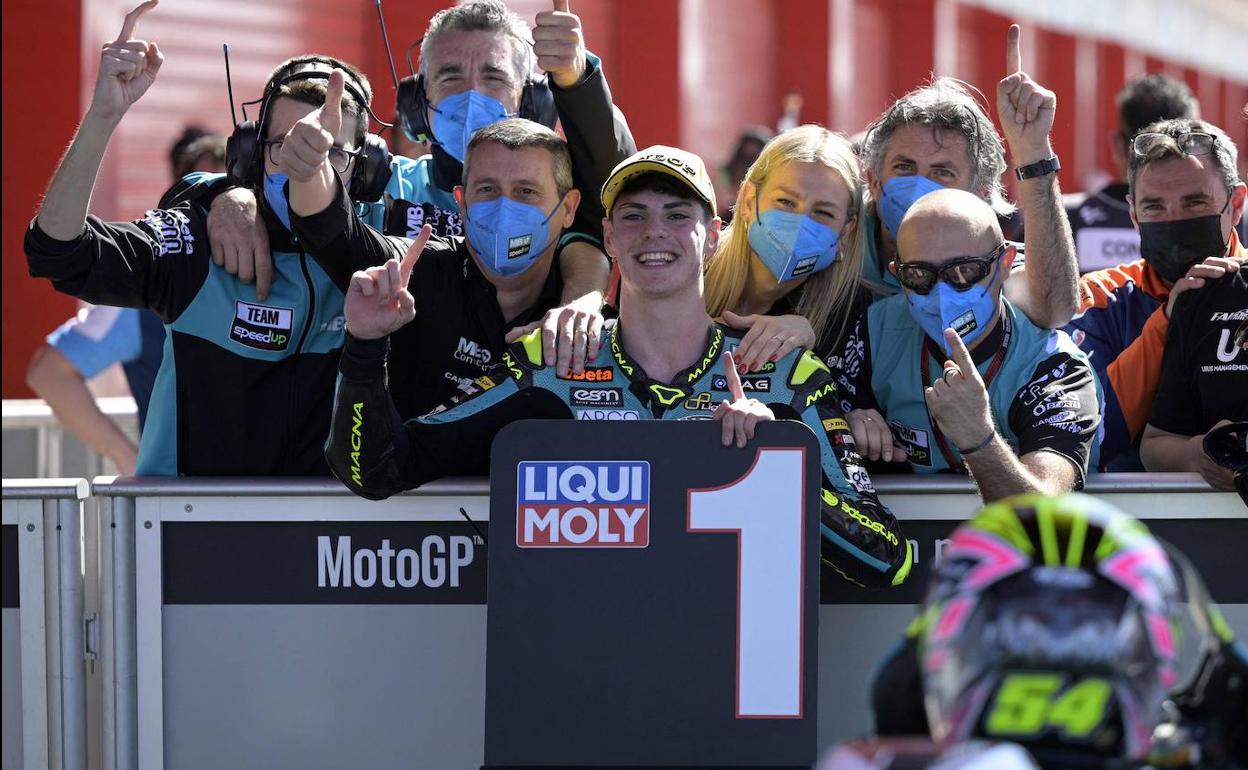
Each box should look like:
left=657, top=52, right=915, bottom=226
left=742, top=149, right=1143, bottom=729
left=1137, top=198, right=1231, bottom=284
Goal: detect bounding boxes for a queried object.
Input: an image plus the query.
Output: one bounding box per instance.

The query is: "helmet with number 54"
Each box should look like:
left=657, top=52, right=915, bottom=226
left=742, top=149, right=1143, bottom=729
left=919, top=493, right=1184, bottom=768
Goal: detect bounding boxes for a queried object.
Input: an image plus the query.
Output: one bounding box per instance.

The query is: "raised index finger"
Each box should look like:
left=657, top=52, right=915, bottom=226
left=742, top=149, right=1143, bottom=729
left=1005, top=23, right=1021, bottom=74
left=117, top=0, right=158, bottom=42
left=399, top=224, right=432, bottom=284
left=552, top=0, right=570, bottom=11
left=944, top=329, right=979, bottom=380
left=722, top=351, right=746, bottom=402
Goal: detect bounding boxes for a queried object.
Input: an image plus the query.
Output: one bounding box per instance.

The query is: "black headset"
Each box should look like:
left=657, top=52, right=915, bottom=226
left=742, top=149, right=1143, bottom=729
left=395, top=71, right=558, bottom=146
left=226, top=59, right=393, bottom=203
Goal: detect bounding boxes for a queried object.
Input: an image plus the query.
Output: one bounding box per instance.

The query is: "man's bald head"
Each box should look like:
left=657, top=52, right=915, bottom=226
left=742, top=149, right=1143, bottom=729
left=897, top=188, right=1002, bottom=265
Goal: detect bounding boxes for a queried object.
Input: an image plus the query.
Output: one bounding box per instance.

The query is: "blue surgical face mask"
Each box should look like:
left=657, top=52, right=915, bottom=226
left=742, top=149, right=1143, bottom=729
left=904, top=258, right=1002, bottom=355
left=747, top=207, right=841, bottom=283
left=878, top=175, right=945, bottom=237
left=466, top=195, right=563, bottom=277
left=430, top=90, right=511, bottom=163
left=263, top=171, right=291, bottom=231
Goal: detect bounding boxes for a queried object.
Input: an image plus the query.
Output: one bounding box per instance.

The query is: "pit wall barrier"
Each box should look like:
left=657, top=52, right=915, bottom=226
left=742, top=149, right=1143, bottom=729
left=2, top=474, right=1243, bottom=770
left=2, top=479, right=91, bottom=770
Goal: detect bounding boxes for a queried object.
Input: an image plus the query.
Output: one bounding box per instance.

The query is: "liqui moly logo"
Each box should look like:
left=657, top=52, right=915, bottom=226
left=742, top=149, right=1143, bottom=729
left=516, top=461, right=650, bottom=548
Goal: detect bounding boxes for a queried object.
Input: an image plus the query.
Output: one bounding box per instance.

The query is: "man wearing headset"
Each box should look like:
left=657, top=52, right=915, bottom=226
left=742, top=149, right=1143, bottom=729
left=24, top=1, right=381, bottom=476
left=196, top=0, right=633, bottom=415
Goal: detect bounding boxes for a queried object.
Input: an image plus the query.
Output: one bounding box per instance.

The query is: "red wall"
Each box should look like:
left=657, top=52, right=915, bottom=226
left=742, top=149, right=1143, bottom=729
left=3, top=0, right=83, bottom=398
left=4, top=0, right=1247, bottom=396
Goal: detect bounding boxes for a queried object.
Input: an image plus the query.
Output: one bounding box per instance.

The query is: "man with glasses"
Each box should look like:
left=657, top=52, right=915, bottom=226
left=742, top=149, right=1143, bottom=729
left=835, top=188, right=1100, bottom=504
left=192, top=0, right=633, bottom=409
left=24, top=4, right=371, bottom=476
left=1065, top=119, right=1245, bottom=471
left=858, top=26, right=1080, bottom=331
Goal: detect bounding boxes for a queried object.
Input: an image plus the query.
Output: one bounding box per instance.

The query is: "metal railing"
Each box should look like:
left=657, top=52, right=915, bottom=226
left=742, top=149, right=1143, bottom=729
left=2, top=398, right=137, bottom=479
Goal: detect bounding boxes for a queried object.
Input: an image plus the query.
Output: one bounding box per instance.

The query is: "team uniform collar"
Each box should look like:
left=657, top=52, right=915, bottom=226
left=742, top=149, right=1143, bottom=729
left=608, top=321, right=725, bottom=408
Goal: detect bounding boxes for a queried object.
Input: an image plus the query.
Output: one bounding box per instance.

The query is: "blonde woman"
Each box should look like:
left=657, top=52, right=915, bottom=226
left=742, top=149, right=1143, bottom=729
left=706, top=125, right=869, bottom=371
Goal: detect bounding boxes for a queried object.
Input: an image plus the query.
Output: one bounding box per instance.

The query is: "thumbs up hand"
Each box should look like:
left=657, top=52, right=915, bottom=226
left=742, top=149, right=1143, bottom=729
left=534, top=0, right=587, bottom=89
left=996, top=24, right=1057, bottom=167
left=281, top=69, right=346, bottom=183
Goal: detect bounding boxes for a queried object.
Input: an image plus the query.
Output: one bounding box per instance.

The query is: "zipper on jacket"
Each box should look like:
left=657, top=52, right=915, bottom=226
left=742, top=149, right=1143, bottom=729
left=296, top=250, right=317, bottom=353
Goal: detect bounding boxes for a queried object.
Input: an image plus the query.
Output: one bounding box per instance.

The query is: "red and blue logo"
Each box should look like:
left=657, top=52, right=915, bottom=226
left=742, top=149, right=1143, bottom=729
left=516, top=461, right=650, bottom=548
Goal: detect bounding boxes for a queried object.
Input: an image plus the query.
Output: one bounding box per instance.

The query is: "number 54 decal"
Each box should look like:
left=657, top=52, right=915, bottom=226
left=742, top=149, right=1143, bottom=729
left=688, top=448, right=808, bottom=719
left=985, top=672, right=1114, bottom=740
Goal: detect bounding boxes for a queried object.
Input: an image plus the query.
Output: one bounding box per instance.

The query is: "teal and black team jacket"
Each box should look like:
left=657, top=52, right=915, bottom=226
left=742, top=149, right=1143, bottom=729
left=836, top=294, right=1103, bottom=482
left=24, top=163, right=420, bottom=477
left=328, top=323, right=913, bottom=589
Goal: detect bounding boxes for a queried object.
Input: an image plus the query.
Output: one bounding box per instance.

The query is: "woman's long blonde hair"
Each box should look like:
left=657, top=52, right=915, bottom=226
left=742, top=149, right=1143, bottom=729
left=705, top=125, right=866, bottom=349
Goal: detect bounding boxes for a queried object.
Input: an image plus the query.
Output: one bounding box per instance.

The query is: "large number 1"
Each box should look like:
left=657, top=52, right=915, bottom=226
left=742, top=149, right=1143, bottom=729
left=688, top=448, right=807, bottom=718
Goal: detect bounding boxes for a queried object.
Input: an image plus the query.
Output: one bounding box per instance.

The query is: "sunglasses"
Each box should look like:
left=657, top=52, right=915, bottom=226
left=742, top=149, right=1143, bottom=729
left=1132, top=131, right=1218, bottom=159
left=895, top=243, right=1007, bottom=295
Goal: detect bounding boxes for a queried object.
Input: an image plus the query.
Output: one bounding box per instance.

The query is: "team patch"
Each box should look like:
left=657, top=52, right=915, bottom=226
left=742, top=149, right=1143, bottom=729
left=711, top=374, right=770, bottom=393
left=557, top=366, right=615, bottom=382
left=388, top=199, right=463, bottom=238
left=230, top=300, right=293, bottom=351
left=791, top=257, right=818, bottom=277
left=516, top=461, right=649, bottom=547
left=683, top=392, right=716, bottom=411
left=508, top=234, right=534, bottom=259
left=575, top=409, right=640, bottom=421
left=142, top=209, right=195, bottom=256
left=570, top=387, right=623, bottom=407
left=822, top=418, right=849, bottom=432
left=888, top=421, right=932, bottom=467
left=454, top=337, right=492, bottom=368
left=950, top=309, right=977, bottom=337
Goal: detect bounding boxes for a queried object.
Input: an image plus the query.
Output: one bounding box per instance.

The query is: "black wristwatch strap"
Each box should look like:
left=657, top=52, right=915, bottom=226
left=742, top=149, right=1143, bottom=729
left=1016, top=155, right=1061, bottom=180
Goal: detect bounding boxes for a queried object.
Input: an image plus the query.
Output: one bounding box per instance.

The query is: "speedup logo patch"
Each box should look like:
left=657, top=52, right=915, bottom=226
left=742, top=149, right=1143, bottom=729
left=516, top=461, right=650, bottom=548
left=230, top=301, right=293, bottom=351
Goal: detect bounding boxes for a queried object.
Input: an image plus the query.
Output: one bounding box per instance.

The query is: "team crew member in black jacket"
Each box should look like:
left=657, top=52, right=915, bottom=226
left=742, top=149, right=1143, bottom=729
left=24, top=2, right=375, bottom=477
left=292, top=117, right=580, bottom=418
left=328, top=146, right=912, bottom=589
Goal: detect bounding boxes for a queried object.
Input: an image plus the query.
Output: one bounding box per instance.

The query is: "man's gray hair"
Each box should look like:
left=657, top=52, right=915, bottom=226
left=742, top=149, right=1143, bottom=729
left=863, top=77, right=1014, bottom=217
left=1127, top=118, right=1240, bottom=200
left=419, top=0, right=532, bottom=84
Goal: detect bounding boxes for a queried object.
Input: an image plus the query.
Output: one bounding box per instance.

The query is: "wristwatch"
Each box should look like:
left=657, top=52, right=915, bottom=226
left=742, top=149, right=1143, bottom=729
left=1015, top=155, right=1061, bottom=180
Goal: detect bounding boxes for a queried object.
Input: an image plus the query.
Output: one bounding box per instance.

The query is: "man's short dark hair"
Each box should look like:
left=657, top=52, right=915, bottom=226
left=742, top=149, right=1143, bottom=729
left=613, top=171, right=713, bottom=220
left=463, top=118, right=573, bottom=197
left=264, top=55, right=371, bottom=147
left=1117, top=74, right=1199, bottom=146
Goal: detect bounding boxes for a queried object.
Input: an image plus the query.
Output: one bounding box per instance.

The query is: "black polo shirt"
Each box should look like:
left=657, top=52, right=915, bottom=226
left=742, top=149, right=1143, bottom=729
left=1150, top=268, right=1248, bottom=435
